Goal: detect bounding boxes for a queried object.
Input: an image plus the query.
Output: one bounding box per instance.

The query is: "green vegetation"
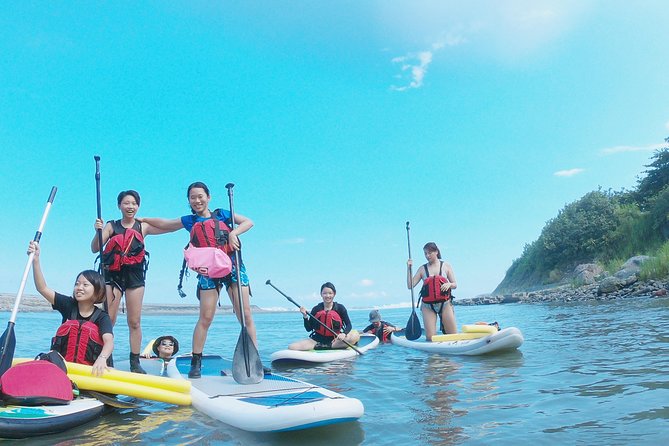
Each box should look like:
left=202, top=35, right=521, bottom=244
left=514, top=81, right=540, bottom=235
left=495, top=137, right=669, bottom=294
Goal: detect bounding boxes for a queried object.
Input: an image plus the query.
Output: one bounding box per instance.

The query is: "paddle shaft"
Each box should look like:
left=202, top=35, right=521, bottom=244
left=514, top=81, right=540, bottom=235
left=226, top=182, right=263, bottom=383
left=94, top=156, right=109, bottom=312
left=225, top=184, right=248, bottom=329
left=265, top=280, right=364, bottom=355
left=9, top=187, right=57, bottom=323
left=406, top=221, right=417, bottom=308
left=94, top=157, right=105, bottom=274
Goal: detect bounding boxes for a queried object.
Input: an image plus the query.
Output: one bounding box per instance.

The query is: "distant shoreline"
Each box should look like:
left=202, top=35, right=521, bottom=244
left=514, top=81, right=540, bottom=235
left=0, top=293, right=289, bottom=315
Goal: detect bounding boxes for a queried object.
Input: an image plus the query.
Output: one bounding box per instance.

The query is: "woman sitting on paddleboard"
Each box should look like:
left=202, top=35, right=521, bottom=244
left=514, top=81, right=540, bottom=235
left=289, top=282, right=360, bottom=350
left=91, top=190, right=168, bottom=374
left=139, top=181, right=256, bottom=379
left=28, top=241, right=113, bottom=376
left=407, top=242, right=457, bottom=341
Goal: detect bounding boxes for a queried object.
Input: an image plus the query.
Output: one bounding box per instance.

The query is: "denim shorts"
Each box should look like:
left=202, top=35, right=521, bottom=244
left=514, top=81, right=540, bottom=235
left=196, top=261, right=249, bottom=294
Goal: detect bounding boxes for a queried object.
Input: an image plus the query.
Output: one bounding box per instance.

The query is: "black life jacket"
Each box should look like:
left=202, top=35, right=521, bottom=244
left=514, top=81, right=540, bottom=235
left=51, top=307, right=104, bottom=366
left=420, top=261, right=452, bottom=304
left=101, top=220, right=147, bottom=272
left=314, top=305, right=344, bottom=338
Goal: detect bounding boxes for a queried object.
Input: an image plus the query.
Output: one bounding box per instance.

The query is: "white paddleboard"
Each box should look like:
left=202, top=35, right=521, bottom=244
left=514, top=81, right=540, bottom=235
left=391, top=327, right=524, bottom=355
left=167, top=355, right=364, bottom=432
left=270, top=333, right=379, bottom=364
left=0, top=396, right=107, bottom=439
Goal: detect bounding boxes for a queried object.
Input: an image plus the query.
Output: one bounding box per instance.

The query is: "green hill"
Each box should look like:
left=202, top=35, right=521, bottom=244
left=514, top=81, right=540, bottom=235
left=494, top=137, right=669, bottom=294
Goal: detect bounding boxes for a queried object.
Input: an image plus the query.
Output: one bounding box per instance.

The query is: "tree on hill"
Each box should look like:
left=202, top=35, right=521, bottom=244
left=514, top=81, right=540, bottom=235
left=635, top=138, right=669, bottom=208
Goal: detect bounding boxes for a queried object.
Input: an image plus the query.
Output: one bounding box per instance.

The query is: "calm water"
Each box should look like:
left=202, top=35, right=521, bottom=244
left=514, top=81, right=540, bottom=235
left=4, top=296, right=669, bottom=445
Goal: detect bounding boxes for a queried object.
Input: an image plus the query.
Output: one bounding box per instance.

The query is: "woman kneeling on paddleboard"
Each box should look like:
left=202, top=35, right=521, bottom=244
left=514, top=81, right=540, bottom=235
left=289, top=282, right=360, bottom=351
left=28, top=241, right=114, bottom=376
left=407, top=242, right=457, bottom=341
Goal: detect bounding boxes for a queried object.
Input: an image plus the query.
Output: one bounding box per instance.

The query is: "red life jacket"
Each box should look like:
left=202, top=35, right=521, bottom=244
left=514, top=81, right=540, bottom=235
left=420, top=261, right=452, bottom=304
left=188, top=210, right=233, bottom=254
left=101, top=220, right=146, bottom=272
left=314, top=306, right=343, bottom=338
left=51, top=307, right=104, bottom=366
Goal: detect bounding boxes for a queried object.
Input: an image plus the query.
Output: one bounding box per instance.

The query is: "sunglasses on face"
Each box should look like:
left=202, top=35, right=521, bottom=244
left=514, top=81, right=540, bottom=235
left=160, top=341, right=174, bottom=347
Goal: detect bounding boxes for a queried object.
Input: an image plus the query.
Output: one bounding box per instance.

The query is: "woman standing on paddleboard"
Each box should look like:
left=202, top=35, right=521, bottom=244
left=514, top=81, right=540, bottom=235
left=407, top=242, right=457, bottom=341
left=140, top=181, right=256, bottom=379
left=91, top=190, right=166, bottom=374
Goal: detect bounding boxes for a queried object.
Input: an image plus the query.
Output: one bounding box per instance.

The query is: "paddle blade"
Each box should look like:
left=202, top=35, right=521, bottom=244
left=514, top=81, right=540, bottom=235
left=405, top=311, right=422, bottom=341
left=232, top=328, right=264, bottom=385
left=0, top=323, right=17, bottom=377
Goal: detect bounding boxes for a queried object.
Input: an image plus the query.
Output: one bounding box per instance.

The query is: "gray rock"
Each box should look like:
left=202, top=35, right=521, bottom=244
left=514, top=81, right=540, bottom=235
left=598, top=276, right=624, bottom=295
left=574, top=263, right=604, bottom=285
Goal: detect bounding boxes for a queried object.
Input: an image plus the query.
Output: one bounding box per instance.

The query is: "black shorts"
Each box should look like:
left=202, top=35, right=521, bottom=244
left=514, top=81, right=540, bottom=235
left=106, top=264, right=145, bottom=292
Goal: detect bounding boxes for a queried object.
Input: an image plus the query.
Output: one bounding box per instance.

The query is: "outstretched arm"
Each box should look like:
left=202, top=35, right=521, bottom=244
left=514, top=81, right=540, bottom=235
left=28, top=241, right=56, bottom=305
left=139, top=217, right=184, bottom=235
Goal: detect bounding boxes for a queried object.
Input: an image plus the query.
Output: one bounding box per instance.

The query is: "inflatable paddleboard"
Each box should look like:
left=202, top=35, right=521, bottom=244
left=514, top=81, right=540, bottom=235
left=166, top=355, right=364, bottom=432
left=391, top=327, right=524, bottom=355
left=0, top=396, right=107, bottom=439
left=270, top=333, right=379, bottom=365
left=14, top=358, right=191, bottom=406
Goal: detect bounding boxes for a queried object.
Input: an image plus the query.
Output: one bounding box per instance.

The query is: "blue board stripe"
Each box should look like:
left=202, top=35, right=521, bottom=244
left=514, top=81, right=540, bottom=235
left=239, top=391, right=327, bottom=407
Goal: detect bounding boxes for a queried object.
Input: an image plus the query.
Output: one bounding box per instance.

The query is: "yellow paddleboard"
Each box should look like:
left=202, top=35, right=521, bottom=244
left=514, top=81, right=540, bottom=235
left=68, top=374, right=191, bottom=406
left=462, top=324, right=498, bottom=334
left=64, top=361, right=190, bottom=394
left=431, top=332, right=490, bottom=342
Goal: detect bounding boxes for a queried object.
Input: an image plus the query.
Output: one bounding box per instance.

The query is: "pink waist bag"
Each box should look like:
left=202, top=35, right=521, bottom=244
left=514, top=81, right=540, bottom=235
left=183, top=245, right=232, bottom=278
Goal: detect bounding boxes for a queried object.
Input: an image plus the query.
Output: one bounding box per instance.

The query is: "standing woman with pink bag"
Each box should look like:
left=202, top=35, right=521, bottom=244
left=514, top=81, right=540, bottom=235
left=140, top=181, right=255, bottom=378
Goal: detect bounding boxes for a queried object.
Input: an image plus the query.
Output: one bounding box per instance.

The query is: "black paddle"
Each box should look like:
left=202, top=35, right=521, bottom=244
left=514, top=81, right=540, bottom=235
left=226, top=183, right=263, bottom=385
left=85, top=390, right=139, bottom=409
left=265, top=280, right=364, bottom=355
left=405, top=221, right=422, bottom=340
left=93, top=155, right=108, bottom=313
left=0, top=187, right=57, bottom=377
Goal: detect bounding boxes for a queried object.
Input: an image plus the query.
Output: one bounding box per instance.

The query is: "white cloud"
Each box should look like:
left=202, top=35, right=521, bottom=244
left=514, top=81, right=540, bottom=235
left=554, top=168, right=584, bottom=177
left=391, top=37, right=464, bottom=91
left=360, top=279, right=374, bottom=287
left=600, top=143, right=665, bottom=155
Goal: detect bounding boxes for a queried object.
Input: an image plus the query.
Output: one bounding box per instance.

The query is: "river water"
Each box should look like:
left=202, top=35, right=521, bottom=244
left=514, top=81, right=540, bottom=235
left=4, top=296, right=669, bottom=445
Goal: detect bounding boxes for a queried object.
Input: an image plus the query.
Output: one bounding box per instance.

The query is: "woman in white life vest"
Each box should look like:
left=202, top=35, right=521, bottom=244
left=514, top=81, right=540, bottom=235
left=407, top=242, right=457, bottom=341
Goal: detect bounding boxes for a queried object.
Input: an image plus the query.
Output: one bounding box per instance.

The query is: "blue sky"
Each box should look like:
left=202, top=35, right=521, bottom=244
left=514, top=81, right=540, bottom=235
left=1, top=1, right=668, bottom=311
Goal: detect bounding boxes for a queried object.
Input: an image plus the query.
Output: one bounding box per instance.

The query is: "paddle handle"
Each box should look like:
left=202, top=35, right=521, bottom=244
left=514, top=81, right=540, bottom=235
left=10, top=186, right=57, bottom=323
left=265, top=280, right=364, bottom=355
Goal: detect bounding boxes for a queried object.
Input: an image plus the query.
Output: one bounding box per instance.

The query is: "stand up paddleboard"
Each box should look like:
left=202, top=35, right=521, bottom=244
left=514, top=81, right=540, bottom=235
left=391, top=326, right=523, bottom=355
left=270, top=333, right=379, bottom=365
left=0, top=395, right=108, bottom=439
left=166, top=355, right=364, bottom=432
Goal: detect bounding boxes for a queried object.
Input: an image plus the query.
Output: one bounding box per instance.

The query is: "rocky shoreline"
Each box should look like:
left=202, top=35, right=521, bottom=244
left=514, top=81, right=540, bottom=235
left=456, top=278, right=668, bottom=305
